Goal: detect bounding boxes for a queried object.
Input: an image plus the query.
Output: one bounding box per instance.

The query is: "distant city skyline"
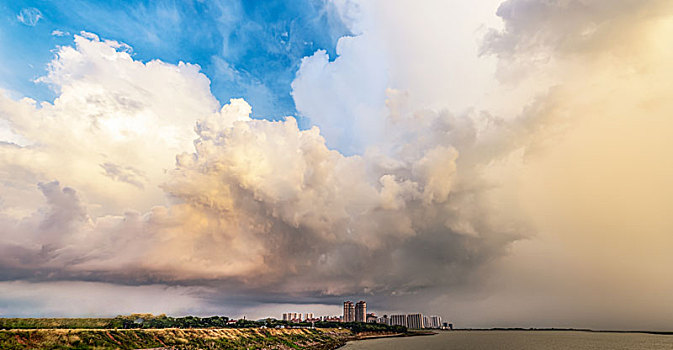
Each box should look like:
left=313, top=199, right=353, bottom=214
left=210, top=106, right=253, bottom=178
left=280, top=300, right=445, bottom=329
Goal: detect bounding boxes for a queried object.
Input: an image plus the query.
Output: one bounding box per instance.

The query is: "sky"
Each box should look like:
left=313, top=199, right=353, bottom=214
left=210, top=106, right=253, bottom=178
left=0, top=0, right=672, bottom=331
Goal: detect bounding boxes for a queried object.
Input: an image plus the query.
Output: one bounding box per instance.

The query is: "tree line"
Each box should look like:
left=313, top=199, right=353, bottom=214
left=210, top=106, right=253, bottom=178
left=1, top=314, right=407, bottom=333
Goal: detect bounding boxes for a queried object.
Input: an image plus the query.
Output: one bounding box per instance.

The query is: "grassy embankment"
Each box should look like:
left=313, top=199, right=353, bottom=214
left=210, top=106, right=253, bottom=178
left=0, top=327, right=352, bottom=349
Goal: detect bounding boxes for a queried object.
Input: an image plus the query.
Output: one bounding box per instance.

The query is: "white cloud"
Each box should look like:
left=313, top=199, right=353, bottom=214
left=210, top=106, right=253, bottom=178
left=291, top=36, right=389, bottom=154
left=51, top=30, right=69, bottom=37
left=17, top=8, right=42, bottom=27
left=292, top=0, right=505, bottom=154
left=1, top=32, right=218, bottom=217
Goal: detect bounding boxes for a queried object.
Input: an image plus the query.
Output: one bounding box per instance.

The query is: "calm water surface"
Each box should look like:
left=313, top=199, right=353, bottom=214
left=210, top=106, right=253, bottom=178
left=340, top=331, right=673, bottom=350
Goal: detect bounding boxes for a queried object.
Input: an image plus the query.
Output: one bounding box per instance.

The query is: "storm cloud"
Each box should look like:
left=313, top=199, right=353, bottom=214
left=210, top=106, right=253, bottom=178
left=0, top=28, right=524, bottom=312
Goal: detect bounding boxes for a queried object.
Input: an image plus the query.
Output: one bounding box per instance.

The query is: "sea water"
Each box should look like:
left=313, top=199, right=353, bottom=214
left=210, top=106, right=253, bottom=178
left=340, top=330, right=673, bottom=350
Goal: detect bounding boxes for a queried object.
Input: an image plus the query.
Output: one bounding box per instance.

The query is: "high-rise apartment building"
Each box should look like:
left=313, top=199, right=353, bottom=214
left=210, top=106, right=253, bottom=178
left=355, top=301, right=367, bottom=322
left=343, top=301, right=355, bottom=322
left=429, top=315, right=442, bottom=329
left=282, top=312, right=303, bottom=322
left=406, top=313, right=424, bottom=329
left=390, top=314, right=407, bottom=327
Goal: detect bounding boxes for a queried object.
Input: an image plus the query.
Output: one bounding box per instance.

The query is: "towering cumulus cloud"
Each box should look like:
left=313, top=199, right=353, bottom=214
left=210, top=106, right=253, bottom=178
left=0, top=27, right=520, bottom=314
left=163, top=94, right=519, bottom=296
left=1, top=0, right=673, bottom=329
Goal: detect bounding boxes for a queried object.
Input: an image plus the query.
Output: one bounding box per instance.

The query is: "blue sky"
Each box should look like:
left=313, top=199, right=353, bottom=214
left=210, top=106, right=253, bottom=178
left=0, top=0, right=349, bottom=120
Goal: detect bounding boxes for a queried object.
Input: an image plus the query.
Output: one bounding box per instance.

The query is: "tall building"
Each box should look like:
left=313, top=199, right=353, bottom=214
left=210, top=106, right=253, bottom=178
left=305, top=313, right=314, bottom=320
left=355, top=301, right=367, bottom=322
left=283, top=312, right=303, bottom=322
left=343, top=301, right=355, bottom=322
left=390, top=314, right=407, bottom=327
left=407, top=313, right=424, bottom=329
left=429, top=315, right=442, bottom=329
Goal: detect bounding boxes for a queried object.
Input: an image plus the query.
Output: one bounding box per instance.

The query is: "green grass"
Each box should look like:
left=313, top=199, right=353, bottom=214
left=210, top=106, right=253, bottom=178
left=0, top=318, right=117, bottom=330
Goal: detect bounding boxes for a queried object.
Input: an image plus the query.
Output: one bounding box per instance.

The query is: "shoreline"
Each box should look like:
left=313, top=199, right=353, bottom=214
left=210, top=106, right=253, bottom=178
left=355, top=331, right=435, bottom=340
